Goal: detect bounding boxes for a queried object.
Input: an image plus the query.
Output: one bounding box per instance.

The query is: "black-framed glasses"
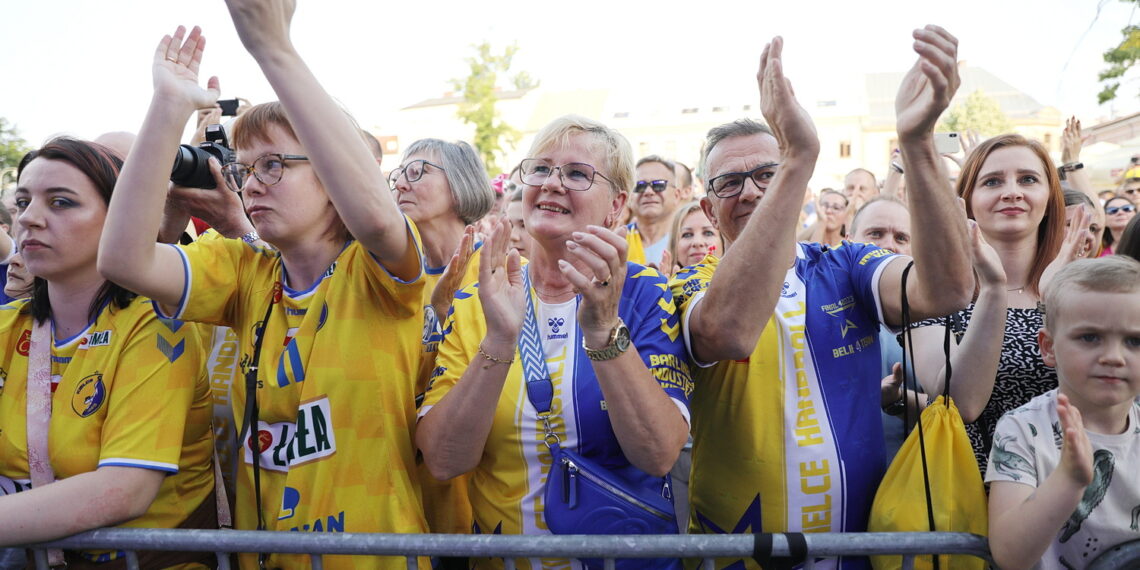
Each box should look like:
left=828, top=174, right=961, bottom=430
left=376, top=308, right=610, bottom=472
left=222, top=153, right=309, bottom=193
left=707, top=162, right=780, bottom=198
left=519, top=159, right=612, bottom=192
left=388, top=159, right=446, bottom=189
left=634, top=179, right=670, bottom=194
left=1107, top=204, right=1137, bottom=215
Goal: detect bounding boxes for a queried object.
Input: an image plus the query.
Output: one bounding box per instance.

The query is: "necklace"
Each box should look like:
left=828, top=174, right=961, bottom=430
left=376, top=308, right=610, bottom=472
left=1007, top=285, right=1026, bottom=294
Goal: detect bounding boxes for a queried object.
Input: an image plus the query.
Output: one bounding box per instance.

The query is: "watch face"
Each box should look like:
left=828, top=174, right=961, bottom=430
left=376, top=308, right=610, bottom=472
left=614, top=325, right=631, bottom=351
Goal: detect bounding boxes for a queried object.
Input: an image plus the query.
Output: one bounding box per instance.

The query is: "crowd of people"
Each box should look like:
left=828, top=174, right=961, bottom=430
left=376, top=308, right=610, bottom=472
left=0, top=2, right=1138, bottom=570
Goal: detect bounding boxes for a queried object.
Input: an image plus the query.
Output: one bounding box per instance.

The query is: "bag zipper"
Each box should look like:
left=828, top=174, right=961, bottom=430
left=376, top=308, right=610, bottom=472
left=561, top=457, right=671, bottom=521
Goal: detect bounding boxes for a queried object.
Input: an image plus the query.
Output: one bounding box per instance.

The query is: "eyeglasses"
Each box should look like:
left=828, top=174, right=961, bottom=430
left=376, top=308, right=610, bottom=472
left=388, top=159, right=446, bottom=189
left=1106, top=204, right=1137, bottom=215
left=633, top=179, right=670, bottom=194
left=706, top=162, right=780, bottom=198
left=222, top=153, right=309, bottom=193
left=519, top=159, right=613, bottom=192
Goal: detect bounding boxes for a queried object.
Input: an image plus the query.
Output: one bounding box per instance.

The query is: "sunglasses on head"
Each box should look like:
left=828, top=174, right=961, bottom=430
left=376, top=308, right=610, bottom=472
left=1107, top=204, right=1136, bottom=215
left=633, top=179, right=670, bottom=193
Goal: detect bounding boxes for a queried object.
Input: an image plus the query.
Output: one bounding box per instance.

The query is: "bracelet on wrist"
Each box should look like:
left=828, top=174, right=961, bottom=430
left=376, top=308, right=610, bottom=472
left=478, top=344, right=515, bottom=365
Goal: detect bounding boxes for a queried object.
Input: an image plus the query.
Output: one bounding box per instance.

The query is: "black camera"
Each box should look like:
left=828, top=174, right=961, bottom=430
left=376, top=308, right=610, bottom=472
left=171, top=124, right=235, bottom=189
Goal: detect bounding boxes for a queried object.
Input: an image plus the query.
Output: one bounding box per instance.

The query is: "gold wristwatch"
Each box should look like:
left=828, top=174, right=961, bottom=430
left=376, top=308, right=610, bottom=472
left=583, top=318, right=631, bottom=361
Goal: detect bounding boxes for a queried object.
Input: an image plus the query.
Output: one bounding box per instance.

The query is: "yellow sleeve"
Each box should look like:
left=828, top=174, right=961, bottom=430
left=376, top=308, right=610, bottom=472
left=420, top=282, right=488, bottom=412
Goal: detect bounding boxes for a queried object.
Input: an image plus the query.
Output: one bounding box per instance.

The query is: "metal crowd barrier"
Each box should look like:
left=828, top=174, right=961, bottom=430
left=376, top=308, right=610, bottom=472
left=25, top=530, right=994, bottom=569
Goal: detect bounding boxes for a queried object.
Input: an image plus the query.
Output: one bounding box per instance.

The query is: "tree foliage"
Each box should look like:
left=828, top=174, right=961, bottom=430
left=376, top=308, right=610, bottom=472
left=1, top=117, right=32, bottom=187
left=937, top=90, right=1013, bottom=137
left=1098, top=5, right=1140, bottom=105
left=451, top=41, right=537, bottom=173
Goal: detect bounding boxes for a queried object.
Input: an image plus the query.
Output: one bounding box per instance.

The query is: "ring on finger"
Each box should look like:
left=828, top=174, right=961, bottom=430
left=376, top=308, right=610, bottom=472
left=166, top=56, right=179, bottom=63
left=591, top=277, right=610, bottom=287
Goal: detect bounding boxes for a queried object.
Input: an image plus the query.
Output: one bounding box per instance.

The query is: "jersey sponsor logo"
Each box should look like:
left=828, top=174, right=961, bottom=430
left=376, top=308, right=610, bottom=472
left=649, top=353, right=694, bottom=398
left=858, top=248, right=892, bottom=265
left=546, top=317, right=568, bottom=340
left=285, top=307, right=307, bottom=317
left=79, top=329, right=112, bottom=350
left=279, top=487, right=346, bottom=532
left=244, top=396, right=337, bottom=472
left=819, top=296, right=855, bottom=316
left=16, top=330, right=30, bottom=356
left=781, top=281, right=797, bottom=298
left=276, top=337, right=306, bottom=387
left=72, top=373, right=107, bottom=417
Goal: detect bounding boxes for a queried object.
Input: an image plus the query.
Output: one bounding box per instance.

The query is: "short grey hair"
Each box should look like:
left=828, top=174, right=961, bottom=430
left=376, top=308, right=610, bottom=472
left=700, top=119, right=775, bottom=181
left=636, top=154, right=675, bottom=172
left=401, top=139, right=496, bottom=225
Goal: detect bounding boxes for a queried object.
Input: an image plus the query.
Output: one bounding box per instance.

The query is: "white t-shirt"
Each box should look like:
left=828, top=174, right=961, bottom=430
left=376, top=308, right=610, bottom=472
left=985, top=389, right=1140, bottom=569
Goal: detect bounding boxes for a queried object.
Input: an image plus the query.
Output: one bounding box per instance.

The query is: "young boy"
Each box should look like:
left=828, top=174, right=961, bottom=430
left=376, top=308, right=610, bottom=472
left=987, top=256, right=1140, bottom=570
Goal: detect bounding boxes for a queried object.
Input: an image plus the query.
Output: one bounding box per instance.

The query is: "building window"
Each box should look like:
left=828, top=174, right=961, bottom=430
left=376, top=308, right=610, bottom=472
left=1043, top=133, right=1053, bottom=148
left=681, top=107, right=699, bottom=114
left=839, top=141, right=851, bottom=158
left=613, top=111, right=629, bottom=119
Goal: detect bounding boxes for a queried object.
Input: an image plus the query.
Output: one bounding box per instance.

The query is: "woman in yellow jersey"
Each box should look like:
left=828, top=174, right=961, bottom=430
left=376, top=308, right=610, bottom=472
left=390, top=139, right=494, bottom=541
left=0, top=138, right=214, bottom=568
left=98, top=4, right=428, bottom=568
left=417, top=115, right=692, bottom=569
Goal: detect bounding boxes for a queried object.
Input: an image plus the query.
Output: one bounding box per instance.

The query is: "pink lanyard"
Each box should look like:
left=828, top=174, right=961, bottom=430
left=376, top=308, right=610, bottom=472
left=27, top=319, right=65, bottom=567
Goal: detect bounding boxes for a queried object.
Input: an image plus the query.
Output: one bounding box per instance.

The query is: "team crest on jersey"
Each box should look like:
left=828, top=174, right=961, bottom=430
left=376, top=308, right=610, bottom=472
left=79, top=329, right=112, bottom=350
left=72, top=373, right=107, bottom=417
left=244, top=396, right=337, bottom=472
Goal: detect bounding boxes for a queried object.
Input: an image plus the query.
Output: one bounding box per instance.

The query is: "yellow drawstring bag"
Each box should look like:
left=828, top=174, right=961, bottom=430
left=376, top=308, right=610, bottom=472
left=868, top=263, right=987, bottom=570
left=868, top=395, right=988, bottom=569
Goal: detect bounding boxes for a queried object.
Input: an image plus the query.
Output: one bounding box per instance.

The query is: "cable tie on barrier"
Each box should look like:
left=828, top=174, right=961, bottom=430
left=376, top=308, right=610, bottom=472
left=752, top=533, right=808, bottom=570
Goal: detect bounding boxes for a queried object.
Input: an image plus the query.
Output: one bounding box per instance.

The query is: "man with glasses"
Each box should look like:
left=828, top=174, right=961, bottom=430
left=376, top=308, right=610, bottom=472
left=1120, top=177, right=1140, bottom=206
left=669, top=29, right=973, bottom=567
left=627, top=155, right=684, bottom=269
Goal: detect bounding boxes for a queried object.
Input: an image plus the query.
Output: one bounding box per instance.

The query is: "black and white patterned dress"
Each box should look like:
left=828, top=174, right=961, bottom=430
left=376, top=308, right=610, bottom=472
left=913, top=304, right=1058, bottom=476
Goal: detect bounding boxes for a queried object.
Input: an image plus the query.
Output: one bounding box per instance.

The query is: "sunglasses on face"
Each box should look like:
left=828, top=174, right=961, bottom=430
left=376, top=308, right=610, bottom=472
left=633, top=180, right=670, bottom=193
left=1107, top=204, right=1137, bottom=215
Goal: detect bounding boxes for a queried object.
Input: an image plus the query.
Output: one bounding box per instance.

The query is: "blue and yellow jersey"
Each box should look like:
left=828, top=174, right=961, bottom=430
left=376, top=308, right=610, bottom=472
left=159, top=226, right=429, bottom=569
left=0, top=297, right=212, bottom=563
left=670, top=242, right=898, bottom=570
left=421, top=262, right=692, bottom=568
left=417, top=245, right=482, bottom=535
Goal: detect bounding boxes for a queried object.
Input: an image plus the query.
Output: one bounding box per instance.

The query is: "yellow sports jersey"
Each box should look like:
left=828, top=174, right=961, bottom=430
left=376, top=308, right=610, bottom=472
left=160, top=228, right=429, bottom=569
left=671, top=245, right=896, bottom=570
left=0, top=297, right=213, bottom=563
left=417, top=246, right=482, bottom=535
left=422, top=262, right=693, bottom=569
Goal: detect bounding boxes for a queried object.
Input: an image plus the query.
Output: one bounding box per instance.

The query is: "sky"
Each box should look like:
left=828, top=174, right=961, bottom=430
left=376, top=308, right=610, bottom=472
left=2, top=0, right=1139, bottom=146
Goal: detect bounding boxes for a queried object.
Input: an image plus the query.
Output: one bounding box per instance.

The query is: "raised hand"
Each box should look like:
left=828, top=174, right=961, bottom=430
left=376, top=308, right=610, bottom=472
left=1061, top=116, right=1083, bottom=164
left=757, top=37, right=819, bottom=158
left=431, top=226, right=477, bottom=320
left=224, top=0, right=297, bottom=59
left=970, top=219, right=1006, bottom=288
left=561, top=225, right=628, bottom=345
left=153, top=26, right=219, bottom=110
left=477, top=217, right=525, bottom=347
left=1040, top=206, right=1095, bottom=294
left=896, top=25, right=960, bottom=140
left=1056, top=393, right=1093, bottom=487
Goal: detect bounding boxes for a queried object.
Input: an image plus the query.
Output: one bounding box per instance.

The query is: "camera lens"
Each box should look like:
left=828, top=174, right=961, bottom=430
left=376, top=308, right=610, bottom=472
left=171, top=144, right=219, bottom=189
